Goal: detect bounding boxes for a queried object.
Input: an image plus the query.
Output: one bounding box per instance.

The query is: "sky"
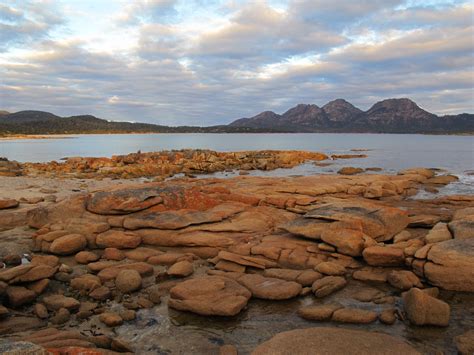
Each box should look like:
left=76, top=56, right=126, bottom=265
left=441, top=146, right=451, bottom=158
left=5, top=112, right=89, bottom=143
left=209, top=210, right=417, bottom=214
left=0, top=0, right=473, bottom=125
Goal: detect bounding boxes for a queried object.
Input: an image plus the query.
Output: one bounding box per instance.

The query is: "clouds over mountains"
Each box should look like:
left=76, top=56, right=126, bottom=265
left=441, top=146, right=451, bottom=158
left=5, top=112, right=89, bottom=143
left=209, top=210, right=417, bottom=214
left=1, top=0, right=472, bottom=125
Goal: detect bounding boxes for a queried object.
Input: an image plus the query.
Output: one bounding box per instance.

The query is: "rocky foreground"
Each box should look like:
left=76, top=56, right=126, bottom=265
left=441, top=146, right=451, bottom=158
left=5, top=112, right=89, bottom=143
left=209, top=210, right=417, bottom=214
left=0, top=153, right=473, bottom=354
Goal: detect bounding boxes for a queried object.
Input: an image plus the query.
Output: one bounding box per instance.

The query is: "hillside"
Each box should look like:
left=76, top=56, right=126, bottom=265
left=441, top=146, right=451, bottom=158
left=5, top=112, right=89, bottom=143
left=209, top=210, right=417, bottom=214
left=1, top=98, right=473, bottom=135
left=0, top=111, right=284, bottom=135
left=229, top=98, right=474, bottom=133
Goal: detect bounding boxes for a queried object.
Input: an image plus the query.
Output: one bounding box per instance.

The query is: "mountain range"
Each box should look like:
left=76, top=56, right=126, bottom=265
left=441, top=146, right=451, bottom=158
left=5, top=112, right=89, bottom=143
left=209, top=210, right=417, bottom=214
left=0, top=98, right=472, bottom=135
left=230, top=98, right=473, bottom=133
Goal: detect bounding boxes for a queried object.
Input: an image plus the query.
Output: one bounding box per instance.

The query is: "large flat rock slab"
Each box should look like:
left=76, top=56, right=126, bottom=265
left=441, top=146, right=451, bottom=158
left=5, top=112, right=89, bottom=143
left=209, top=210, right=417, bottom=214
left=251, top=327, right=420, bottom=355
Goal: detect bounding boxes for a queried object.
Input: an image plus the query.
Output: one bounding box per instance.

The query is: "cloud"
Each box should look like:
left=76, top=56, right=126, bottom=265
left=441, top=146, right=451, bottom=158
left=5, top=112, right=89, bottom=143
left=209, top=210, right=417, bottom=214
left=0, top=1, right=63, bottom=51
left=0, top=0, right=472, bottom=124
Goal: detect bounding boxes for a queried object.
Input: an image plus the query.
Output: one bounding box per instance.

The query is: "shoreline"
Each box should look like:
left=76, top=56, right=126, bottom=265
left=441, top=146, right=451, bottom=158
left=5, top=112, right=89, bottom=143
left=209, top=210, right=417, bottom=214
left=1, top=131, right=473, bottom=141
left=0, top=167, right=472, bottom=354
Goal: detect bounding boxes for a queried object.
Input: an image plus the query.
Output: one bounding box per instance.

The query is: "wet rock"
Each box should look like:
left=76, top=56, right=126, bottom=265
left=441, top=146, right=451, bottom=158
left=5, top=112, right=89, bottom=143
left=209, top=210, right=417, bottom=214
left=425, top=222, right=452, bottom=244
left=237, top=274, right=302, bottom=300
left=331, top=308, right=378, bottom=324
left=426, top=174, right=458, bottom=185
left=99, top=312, right=123, bottom=327
left=43, top=294, right=80, bottom=312
left=0, top=305, right=9, bottom=318
left=404, top=288, right=450, bottom=326
left=387, top=270, right=422, bottom=290
left=115, top=269, right=142, bottom=293
left=338, top=167, right=364, bottom=175
left=298, top=304, right=343, bottom=321
left=168, top=276, right=251, bottom=316
left=362, top=246, right=405, bottom=267
left=251, top=327, right=420, bottom=355
left=455, top=330, right=474, bottom=355
left=424, top=239, right=474, bottom=291
left=167, top=260, right=194, bottom=277
left=311, top=276, right=347, bottom=298
left=352, top=288, right=385, bottom=302
left=96, top=230, right=141, bottom=249
left=6, top=286, right=36, bottom=307
left=74, top=251, right=100, bottom=264
left=49, top=234, right=87, bottom=255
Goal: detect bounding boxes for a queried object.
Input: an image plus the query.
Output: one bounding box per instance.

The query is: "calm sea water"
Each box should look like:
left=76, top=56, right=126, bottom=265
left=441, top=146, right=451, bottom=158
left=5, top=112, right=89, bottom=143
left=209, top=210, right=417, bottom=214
left=1, top=133, right=473, bottom=194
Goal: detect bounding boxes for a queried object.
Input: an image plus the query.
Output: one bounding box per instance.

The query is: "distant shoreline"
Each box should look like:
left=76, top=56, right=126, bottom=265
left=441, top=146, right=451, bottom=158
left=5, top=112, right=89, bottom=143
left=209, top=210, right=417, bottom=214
left=1, top=131, right=473, bottom=140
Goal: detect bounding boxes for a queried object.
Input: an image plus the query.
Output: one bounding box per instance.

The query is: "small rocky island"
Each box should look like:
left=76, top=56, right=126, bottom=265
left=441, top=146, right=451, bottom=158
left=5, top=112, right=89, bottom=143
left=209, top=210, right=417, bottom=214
left=0, top=150, right=473, bottom=354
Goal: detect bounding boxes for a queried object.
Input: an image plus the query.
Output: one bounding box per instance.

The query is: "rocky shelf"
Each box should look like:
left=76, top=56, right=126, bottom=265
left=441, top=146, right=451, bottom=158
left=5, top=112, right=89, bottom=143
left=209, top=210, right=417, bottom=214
left=0, top=157, right=473, bottom=354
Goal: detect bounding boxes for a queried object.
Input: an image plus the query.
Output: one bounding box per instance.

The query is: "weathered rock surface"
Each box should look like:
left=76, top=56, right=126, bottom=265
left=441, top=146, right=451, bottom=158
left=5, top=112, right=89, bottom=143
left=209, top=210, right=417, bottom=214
left=424, top=239, right=474, bottom=291
left=169, top=276, right=251, bottom=316
left=237, top=274, right=302, bottom=300
left=363, top=246, right=405, bottom=266
left=115, top=269, right=142, bottom=293
left=251, top=327, right=421, bottom=355
left=312, top=276, right=347, bottom=298
left=404, top=288, right=450, bottom=326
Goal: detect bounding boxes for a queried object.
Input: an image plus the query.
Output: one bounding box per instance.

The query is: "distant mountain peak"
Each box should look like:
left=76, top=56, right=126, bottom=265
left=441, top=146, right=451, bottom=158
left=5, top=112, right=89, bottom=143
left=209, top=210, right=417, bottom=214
left=229, top=98, right=473, bottom=132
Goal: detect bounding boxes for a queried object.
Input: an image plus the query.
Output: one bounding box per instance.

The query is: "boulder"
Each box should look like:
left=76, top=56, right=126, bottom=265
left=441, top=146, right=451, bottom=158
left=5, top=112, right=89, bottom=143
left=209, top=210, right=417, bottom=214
left=315, top=261, right=346, bottom=276
left=331, top=308, right=378, bottom=324
left=237, top=274, right=302, bottom=300
left=449, top=216, right=474, bottom=240
left=0, top=199, right=19, bottom=209
left=455, top=330, right=474, bottom=355
left=167, top=260, right=194, bottom=277
left=96, top=230, right=141, bottom=249
left=6, top=286, right=36, bottom=307
left=49, top=234, right=87, bottom=255
left=320, top=228, right=366, bottom=256
left=43, top=295, right=80, bottom=312
left=251, top=327, right=420, bottom=355
left=70, top=274, right=101, bottom=293
left=278, top=218, right=329, bottom=240
left=74, top=251, right=100, bottom=264
left=379, top=308, right=397, bottom=325
left=298, top=304, right=342, bottom=321
left=10, top=265, right=57, bottom=283
left=424, top=239, right=474, bottom=291
left=115, top=269, right=142, bottom=293
left=168, top=276, right=251, bottom=316
left=387, top=270, right=422, bottom=290
left=425, top=223, right=452, bottom=244
left=99, top=312, right=123, bottom=327
left=103, top=247, right=125, bottom=260
left=305, top=201, right=409, bottom=242
left=362, top=246, right=405, bottom=267
left=311, top=276, right=347, bottom=298
left=404, top=288, right=450, bottom=326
